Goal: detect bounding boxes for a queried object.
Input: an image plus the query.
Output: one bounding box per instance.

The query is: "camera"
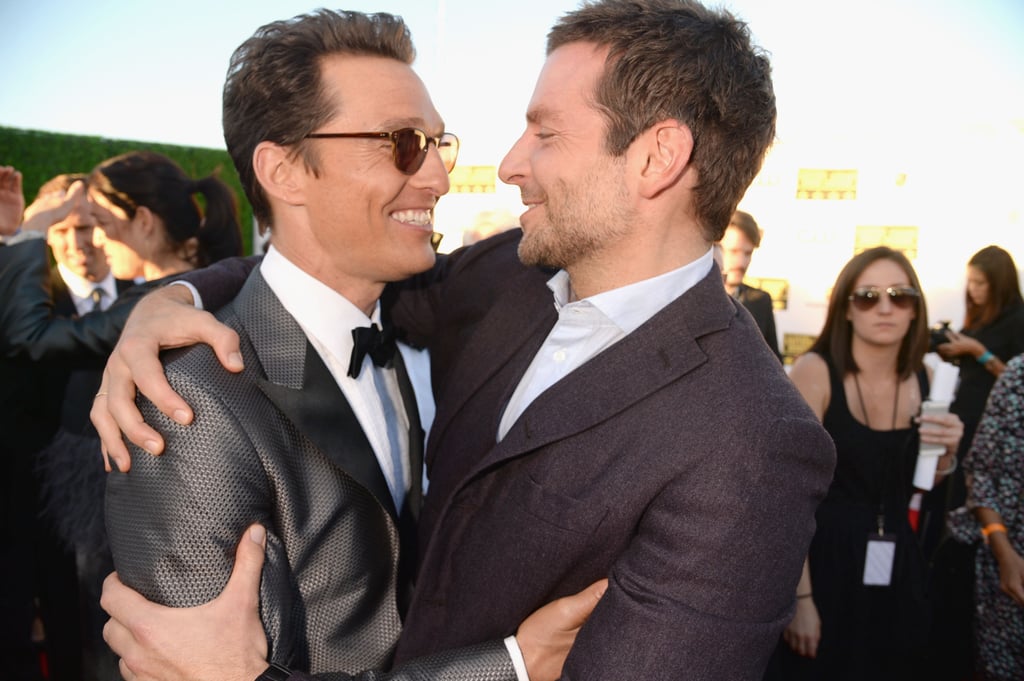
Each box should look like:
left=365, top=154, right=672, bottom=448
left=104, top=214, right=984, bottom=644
left=929, top=320, right=952, bottom=353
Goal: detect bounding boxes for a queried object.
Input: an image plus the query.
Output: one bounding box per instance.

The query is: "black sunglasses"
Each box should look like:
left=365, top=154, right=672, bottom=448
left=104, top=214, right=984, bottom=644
left=848, top=286, right=919, bottom=311
left=305, top=127, right=459, bottom=175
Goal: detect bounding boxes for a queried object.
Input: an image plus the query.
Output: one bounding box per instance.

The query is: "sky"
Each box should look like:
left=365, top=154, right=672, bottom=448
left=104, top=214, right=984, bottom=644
left=2, top=0, right=1023, bottom=336
left=2, top=0, right=1022, bottom=167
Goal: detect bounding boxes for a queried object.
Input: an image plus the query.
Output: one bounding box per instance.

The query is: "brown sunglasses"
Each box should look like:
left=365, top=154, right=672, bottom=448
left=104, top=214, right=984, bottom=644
left=848, top=286, right=919, bottom=311
left=305, top=127, right=459, bottom=175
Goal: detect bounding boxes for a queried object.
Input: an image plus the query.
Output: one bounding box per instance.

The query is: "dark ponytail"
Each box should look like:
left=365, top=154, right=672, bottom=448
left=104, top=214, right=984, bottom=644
left=90, top=151, right=243, bottom=268
left=191, top=174, right=244, bottom=267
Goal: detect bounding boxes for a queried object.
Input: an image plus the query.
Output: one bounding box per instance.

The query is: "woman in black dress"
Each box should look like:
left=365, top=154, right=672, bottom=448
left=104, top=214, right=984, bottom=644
left=926, top=245, right=1024, bottom=677
left=765, top=247, right=963, bottom=680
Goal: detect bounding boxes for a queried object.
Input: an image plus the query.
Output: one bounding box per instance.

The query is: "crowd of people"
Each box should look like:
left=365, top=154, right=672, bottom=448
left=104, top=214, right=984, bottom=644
left=0, top=153, right=243, bottom=679
left=1, top=1, right=1021, bottom=681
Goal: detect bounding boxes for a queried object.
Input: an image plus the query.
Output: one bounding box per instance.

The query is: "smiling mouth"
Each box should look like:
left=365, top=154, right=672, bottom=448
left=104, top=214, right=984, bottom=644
left=390, top=209, right=433, bottom=227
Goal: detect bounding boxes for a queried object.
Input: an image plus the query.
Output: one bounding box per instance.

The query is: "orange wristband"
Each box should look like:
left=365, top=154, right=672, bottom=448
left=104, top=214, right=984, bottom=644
left=981, top=522, right=1007, bottom=544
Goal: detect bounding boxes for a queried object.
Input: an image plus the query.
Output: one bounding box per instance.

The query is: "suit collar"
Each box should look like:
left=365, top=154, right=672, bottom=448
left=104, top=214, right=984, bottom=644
left=476, top=265, right=736, bottom=473
left=232, top=268, right=400, bottom=520
left=426, top=265, right=556, bottom=457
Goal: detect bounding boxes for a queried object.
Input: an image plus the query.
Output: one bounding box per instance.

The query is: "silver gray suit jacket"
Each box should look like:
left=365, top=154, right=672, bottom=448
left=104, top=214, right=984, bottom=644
left=106, top=268, right=514, bottom=680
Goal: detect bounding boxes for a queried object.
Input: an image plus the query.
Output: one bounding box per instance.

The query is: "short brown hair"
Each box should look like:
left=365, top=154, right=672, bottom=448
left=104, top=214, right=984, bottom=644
left=35, top=173, right=88, bottom=200
left=809, top=247, right=929, bottom=380
left=728, top=210, right=761, bottom=248
left=547, top=0, right=776, bottom=241
left=222, top=9, right=415, bottom=229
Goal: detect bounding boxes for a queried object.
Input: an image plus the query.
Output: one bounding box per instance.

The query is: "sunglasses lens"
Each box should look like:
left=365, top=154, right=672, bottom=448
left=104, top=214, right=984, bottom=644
left=437, top=133, right=459, bottom=173
left=850, top=288, right=918, bottom=311
left=889, top=291, right=917, bottom=309
left=393, top=128, right=428, bottom=174
left=850, top=292, right=878, bottom=311
left=392, top=130, right=460, bottom=175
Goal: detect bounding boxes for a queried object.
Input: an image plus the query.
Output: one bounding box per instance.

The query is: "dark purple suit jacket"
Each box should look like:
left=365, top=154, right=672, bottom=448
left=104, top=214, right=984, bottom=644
left=388, top=230, right=835, bottom=680
left=183, top=231, right=835, bottom=679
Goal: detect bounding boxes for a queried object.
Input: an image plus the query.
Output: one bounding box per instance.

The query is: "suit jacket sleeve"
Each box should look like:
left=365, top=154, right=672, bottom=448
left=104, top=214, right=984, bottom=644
left=0, top=239, right=154, bottom=365
left=179, top=254, right=261, bottom=312
left=105, top=344, right=519, bottom=681
left=559, top=416, right=833, bottom=680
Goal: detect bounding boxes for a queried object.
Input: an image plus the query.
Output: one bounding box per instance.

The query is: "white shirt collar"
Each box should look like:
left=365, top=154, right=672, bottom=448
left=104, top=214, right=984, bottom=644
left=546, top=247, right=715, bottom=334
left=58, top=262, right=117, bottom=303
left=259, top=245, right=380, bottom=364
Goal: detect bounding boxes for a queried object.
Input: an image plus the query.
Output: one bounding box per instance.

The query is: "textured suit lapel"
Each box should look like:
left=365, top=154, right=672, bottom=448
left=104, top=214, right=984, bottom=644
left=234, top=268, right=399, bottom=520
left=480, top=267, right=737, bottom=472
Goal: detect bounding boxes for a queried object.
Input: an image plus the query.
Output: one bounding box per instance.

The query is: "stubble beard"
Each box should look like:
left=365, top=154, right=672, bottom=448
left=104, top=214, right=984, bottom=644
left=517, top=167, right=631, bottom=271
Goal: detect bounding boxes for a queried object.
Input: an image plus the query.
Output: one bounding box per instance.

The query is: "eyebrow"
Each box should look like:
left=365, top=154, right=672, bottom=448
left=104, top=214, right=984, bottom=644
left=525, top=106, right=563, bottom=126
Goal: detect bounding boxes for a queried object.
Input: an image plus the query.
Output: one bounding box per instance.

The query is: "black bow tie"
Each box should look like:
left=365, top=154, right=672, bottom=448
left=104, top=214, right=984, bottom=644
left=348, top=323, right=397, bottom=378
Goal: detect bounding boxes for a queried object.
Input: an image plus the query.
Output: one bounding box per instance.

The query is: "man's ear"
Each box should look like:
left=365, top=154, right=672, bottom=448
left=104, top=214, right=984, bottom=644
left=635, top=121, right=694, bottom=199
left=253, top=141, right=305, bottom=207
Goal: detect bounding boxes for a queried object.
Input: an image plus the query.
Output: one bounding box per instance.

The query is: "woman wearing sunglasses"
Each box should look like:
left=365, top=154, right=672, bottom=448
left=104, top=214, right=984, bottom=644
left=764, top=246, right=964, bottom=680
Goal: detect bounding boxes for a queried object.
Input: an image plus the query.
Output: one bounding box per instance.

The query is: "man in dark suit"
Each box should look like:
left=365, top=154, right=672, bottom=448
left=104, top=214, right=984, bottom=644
left=94, top=1, right=835, bottom=679
left=0, top=172, right=133, bottom=680
left=719, top=210, right=782, bottom=360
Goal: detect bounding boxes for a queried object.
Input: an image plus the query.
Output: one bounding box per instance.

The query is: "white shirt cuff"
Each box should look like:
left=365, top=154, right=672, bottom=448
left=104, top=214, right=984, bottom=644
left=169, top=280, right=204, bottom=310
left=504, top=635, right=530, bottom=681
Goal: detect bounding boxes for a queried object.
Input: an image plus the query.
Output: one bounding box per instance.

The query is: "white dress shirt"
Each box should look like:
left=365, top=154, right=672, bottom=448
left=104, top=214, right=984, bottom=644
left=261, top=246, right=412, bottom=511
left=498, top=248, right=714, bottom=441
left=57, top=263, right=118, bottom=315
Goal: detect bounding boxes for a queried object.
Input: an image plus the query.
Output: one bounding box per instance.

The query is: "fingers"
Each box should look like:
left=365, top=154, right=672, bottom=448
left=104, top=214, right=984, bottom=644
left=222, top=524, right=268, bottom=612
left=105, top=343, right=168, bottom=455
left=100, top=571, right=159, bottom=652
left=559, top=578, right=608, bottom=628
left=182, top=310, right=244, bottom=374
left=92, top=368, right=132, bottom=471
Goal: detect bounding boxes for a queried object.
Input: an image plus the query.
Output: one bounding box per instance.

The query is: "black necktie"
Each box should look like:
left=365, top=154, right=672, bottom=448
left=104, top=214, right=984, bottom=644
left=88, top=287, right=105, bottom=313
left=347, top=323, right=397, bottom=378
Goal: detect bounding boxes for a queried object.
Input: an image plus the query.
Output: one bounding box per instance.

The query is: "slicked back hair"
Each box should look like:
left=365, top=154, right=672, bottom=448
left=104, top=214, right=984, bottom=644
left=222, top=9, right=415, bottom=229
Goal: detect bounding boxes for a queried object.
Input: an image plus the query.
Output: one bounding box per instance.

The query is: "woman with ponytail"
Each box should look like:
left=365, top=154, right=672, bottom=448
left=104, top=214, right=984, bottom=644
left=88, top=150, right=242, bottom=279
left=0, top=154, right=242, bottom=680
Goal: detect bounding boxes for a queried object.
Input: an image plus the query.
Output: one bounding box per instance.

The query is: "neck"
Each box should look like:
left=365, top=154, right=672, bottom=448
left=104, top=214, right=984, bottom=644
left=143, top=256, right=194, bottom=281
left=851, top=337, right=900, bottom=378
left=275, top=243, right=383, bottom=317
left=566, top=221, right=707, bottom=299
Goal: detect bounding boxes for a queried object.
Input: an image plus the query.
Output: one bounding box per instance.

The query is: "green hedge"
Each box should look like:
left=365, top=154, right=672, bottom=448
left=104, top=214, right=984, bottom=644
left=0, top=126, right=254, bottom=255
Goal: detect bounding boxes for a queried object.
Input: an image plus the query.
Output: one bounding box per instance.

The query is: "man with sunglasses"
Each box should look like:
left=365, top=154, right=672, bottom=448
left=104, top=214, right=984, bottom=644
left=73, top=9, right=600, bottom=681
left=93, top=1, right=836, bottom=680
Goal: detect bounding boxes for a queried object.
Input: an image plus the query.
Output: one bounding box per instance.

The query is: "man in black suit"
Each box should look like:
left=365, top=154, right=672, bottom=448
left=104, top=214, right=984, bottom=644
left=718, top=209, right=782, bottom=360
left=0, top=172, right=132, bottom=680
left=93, top=2, right=834, bottom=679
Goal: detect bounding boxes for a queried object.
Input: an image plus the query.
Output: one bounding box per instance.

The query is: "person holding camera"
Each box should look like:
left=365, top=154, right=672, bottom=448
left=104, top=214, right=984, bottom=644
left=924, top=245, right=1024, bottom=678
left=763, top=246, right=963, bottom=680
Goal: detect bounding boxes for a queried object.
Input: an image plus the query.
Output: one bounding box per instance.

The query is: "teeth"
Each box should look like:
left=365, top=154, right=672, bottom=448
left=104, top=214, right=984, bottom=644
left=391, top=209, right=432, bottom=226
